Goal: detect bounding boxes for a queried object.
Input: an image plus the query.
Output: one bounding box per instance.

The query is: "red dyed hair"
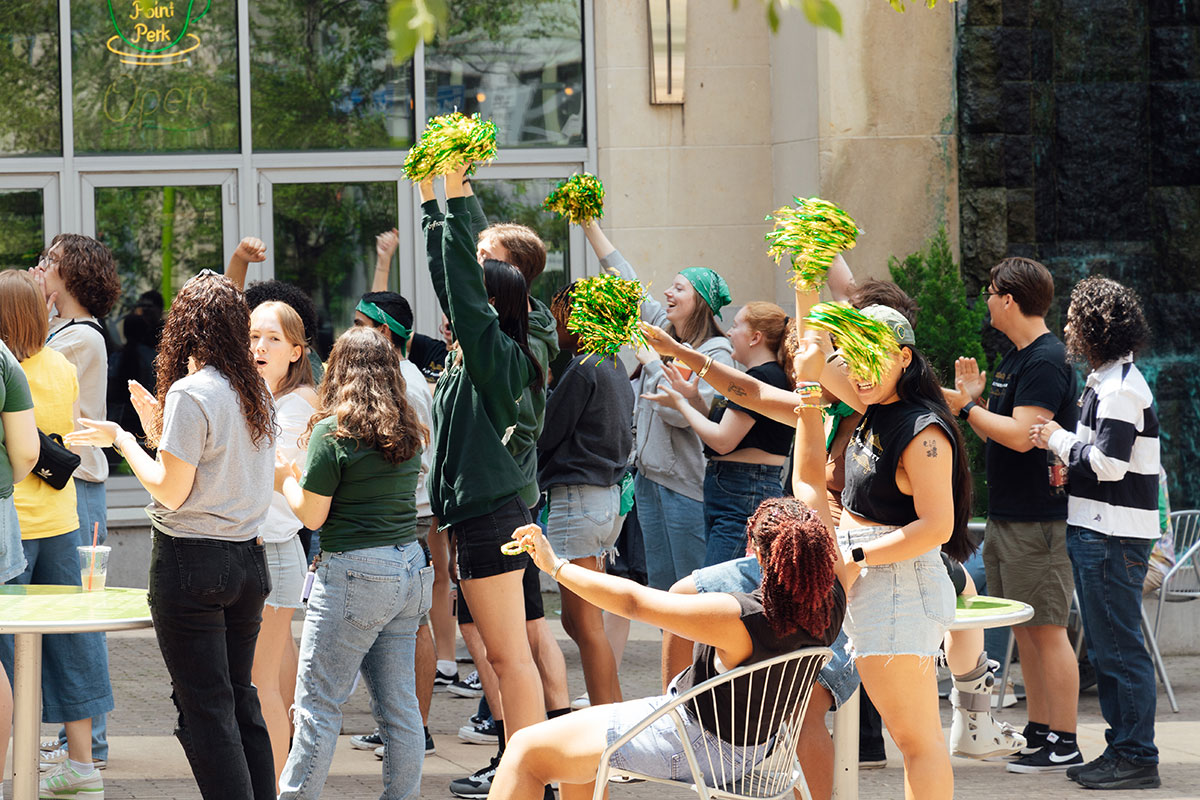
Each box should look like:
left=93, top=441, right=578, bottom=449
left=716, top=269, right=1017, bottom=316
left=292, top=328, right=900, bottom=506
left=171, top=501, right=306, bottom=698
left=747, top=497, right=837, bottom=639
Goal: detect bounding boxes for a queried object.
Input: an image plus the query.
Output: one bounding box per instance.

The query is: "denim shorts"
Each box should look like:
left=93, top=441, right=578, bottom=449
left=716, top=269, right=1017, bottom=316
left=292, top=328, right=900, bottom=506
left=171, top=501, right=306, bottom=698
left=545, top=484, right=623, bottom=562
left=0, top=494, right=26, bottom=584
left=839, top=526, right=955, bottom=658
left=690, top=557, right=859, bottom=709
left=264, top=537, right=306, bottom=610
left=452, top=496, right=533, bottom=581
left=606, top=690, right=764, bottom=783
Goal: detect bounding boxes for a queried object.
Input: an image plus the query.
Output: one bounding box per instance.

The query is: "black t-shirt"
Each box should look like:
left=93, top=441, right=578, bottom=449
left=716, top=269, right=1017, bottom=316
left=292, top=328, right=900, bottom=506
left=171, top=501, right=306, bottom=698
left=676, top=584, right=845, bottom=745
left=985, top=333, right=1077, bottom=520
left=703, top=361, right=794, bottom=458
left=408, top=333, right=448, bottom=382
left=841, top=401, right=955, bottom=528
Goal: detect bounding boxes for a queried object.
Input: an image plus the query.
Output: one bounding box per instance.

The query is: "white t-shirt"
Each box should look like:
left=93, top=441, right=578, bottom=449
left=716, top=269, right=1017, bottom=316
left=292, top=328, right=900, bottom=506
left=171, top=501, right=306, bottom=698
left=47, top=317, right=109, bottom=483
left=260, top=390, right=315, bottom=543
left=399, top=359, right=433, bottom=519
left=148, top=367, right=274, bottom=541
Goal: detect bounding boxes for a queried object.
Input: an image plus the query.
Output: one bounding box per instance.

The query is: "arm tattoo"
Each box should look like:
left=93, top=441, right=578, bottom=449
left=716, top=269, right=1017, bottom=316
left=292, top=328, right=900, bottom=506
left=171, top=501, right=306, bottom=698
left=923, top=438, right=938, bottom=458
left=726, top=383, right=748, bottom=397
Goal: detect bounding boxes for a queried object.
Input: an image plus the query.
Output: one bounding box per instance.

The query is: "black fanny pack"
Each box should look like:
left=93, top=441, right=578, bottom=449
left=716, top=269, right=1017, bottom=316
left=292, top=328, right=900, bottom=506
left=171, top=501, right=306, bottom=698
left=32, top=430, right=81, bottom=490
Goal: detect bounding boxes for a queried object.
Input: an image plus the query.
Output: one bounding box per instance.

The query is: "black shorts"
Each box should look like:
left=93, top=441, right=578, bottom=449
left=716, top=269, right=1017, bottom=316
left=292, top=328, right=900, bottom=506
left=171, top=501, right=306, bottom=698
left=456, top=557, right=545, bottom=624
left=941, top=551, right=967, bottom=596
left=452, top=495, right=532, bottom=581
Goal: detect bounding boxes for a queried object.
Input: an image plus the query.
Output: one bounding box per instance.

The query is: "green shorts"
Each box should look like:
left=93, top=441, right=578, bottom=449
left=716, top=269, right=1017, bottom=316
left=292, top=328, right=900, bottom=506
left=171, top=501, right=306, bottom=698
left=982, top=518, right=1074, bottom=627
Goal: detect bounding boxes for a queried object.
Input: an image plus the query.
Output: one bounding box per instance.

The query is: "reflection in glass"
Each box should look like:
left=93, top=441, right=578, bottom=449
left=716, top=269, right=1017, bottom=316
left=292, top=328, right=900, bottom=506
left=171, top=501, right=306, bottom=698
left=272, top=182, right=398, bottom=358
left=71, top=0, right=239, bottom=153
left=473, top=178, right=569, bottom=307
left=94, top=184, right=223, bottom=322
left=0, top=190, right=45, bottom=268
left=0, top=1, right=62, bottom=155
left=426, top=0, right=584, bottom=148
left=251, top=0, right=413, bottom=151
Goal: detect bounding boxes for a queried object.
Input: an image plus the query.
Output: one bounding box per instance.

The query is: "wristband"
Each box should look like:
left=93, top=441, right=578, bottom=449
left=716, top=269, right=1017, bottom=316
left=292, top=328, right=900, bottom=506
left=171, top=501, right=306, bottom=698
left=958, top=400, right=977, bottom=421
left=113, top=431, right=135, bottom=452
left=696, top=355, right=714, bottom=380
left=551, top=558, right=569, bottom=580
left=851, top=546, right=867, bottom=565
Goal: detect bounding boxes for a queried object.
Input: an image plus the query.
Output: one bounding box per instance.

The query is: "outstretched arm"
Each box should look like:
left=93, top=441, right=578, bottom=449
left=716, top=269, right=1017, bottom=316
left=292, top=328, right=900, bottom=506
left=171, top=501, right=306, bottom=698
left=372, top=229, right=399, bottom=292
left=226, top=237, right=266, bottom=291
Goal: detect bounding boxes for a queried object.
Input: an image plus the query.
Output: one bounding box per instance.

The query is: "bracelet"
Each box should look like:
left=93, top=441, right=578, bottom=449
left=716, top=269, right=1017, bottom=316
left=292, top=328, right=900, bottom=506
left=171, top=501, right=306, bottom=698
left=696, top=355, right=714, bottom=380
left=794, top=401, right=824, bottom=413
left=550, top=558, right=569, bottom=580
left=113, top=431, right=135, bottom=452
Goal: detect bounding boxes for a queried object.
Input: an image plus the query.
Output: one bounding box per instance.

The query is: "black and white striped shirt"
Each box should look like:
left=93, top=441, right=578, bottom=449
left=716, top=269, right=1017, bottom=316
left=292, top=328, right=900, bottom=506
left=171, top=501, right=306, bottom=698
left=1047, top=355, right=1160, bottom=538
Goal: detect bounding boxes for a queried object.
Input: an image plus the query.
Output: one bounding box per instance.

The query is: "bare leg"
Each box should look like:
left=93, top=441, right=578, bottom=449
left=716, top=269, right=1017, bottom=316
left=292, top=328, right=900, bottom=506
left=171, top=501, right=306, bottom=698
left=416, top=624, right=435, bottom=725
left=1015, top=625, right=1079, bottom=732
left=795, top=684, right=834, bottom=800
left=460, top=622, right=501, bottom=717
left=428, top=525, right=458, bottom=664
left=604, top=613, right=630, bottom=669
left=660, top=631, right=693, bottom=693
left=252, top=603, right=296, bottom=786
left=461, top=571, right=545, bottom=736
left=527, top=617, right=569, bottom=711
left=278, top=626, right=299, bottom=738
left=856, top=655, right=952, bottom=800
left=492, top=706, right=612, bottom=800
left=559, top=557, right=622, bottom=705
left=63, top=719, right=92, bottom=765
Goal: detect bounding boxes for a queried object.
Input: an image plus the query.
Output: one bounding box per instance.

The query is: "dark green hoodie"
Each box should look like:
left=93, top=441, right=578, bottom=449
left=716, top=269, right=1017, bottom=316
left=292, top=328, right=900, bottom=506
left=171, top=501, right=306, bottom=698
left=424, top=197, right=552, bottom=526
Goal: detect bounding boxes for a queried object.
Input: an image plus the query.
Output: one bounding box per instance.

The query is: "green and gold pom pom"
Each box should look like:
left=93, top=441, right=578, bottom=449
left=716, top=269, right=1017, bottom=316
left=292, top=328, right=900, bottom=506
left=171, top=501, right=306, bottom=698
left=805, top=302, right=898, bottom=385
left=568, top=275, right=647, bottom=355
left=543, top=173, right=606, bottom=225
left=764, top=197, right=860, bottom=291
left=403, top=112, right=499, bottom=182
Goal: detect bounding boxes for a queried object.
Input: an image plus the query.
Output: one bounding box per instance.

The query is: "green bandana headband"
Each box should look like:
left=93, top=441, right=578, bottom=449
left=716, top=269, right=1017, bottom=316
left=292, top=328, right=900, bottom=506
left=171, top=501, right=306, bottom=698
left=357, top=299, right=412, bottom=357
left=679, top=267, right=732, bottom=320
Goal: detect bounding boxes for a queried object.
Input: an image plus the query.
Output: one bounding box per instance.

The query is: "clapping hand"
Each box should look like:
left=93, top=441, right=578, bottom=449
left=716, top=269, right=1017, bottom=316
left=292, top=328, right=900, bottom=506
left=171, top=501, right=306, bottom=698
left=128, top=380, right=159, bottom=435
left=1029, top=415, right=1061, bottom=449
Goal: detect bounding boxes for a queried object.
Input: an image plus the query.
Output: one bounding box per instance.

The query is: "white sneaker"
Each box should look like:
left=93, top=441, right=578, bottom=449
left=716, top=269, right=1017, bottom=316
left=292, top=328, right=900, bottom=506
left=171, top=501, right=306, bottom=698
left=39, top=747, right=67, bottom=772
left=39, top=762, right=103, bottom=799
left=570, top=693, right=590, bottom=710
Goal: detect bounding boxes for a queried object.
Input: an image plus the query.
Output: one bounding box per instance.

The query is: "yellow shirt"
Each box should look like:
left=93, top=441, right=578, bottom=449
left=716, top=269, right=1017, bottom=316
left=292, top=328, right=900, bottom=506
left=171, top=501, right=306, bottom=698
left=13, top=348, right=79, bottom=539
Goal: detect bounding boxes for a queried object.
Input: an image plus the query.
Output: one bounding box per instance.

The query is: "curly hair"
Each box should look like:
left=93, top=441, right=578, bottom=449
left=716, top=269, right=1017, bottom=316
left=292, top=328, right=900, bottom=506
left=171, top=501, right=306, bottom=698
left=746, top=497, right=838, bottom=639
left=149, top=273, right=274, bottom=449
left=1065, top=277, right=1150, bottom=369
left=244, top=279, right=320, bottom=347
left=50, top=234, right=121, bottom=318
left=303, top=327, right=427, bottom=465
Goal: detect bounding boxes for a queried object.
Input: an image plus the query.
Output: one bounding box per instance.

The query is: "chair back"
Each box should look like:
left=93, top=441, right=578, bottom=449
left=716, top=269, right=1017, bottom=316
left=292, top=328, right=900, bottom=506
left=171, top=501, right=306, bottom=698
left=597, top=647, right=832, bottom=800
left=1166, top=510, right=1200, bottom=597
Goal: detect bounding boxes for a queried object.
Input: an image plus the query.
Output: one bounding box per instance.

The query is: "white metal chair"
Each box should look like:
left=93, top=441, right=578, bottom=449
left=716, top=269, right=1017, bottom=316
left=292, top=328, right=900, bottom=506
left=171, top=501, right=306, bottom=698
left=1140, top=509, right=1200, bottom=713
left=594, top=647, right=832, bottom=800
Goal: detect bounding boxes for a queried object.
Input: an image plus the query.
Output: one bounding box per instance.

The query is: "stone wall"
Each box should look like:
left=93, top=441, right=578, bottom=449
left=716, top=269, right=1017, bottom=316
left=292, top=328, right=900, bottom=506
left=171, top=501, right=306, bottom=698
left=957, top=0, right=1200, bottom=509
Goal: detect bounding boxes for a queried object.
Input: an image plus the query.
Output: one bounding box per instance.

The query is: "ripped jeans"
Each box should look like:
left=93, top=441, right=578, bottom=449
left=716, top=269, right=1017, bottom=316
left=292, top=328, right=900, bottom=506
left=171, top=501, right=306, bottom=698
left=279, top=542, right=433, bottom=800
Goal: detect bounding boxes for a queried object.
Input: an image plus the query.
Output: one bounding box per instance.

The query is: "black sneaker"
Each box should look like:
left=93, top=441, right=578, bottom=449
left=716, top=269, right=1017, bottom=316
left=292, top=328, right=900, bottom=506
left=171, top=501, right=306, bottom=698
left=435, top=667, right=458, bottom=689
left=1075, top=757, right=1160, bottom=790
left=1005, top=734, right=1082, bottom=774
left=1008, top=725, right=1048, bottom=760
left=350, top=729, right=383, bottom=750
left=459, top=716, right=499, bottom=744
left=449, top=670, right=484, bottom=699
left=425, top=730, right=437, bottom=756
left=450, top=756, right=500, bottom=799
left=1068, top=754, right=1113, bottom=784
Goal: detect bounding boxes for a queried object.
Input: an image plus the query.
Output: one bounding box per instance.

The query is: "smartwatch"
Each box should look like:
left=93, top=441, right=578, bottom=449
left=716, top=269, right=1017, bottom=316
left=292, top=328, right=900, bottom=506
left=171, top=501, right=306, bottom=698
left=851, top=546, right=867, bottom=565
left=958, top=400, right=977, bottom=421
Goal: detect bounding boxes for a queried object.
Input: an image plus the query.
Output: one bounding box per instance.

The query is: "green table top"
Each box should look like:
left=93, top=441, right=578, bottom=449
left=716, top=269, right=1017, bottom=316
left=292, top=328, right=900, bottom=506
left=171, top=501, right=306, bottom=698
left=0, top=586, right=152, bottom=634
left=951, top=594, right=1034, bottom=631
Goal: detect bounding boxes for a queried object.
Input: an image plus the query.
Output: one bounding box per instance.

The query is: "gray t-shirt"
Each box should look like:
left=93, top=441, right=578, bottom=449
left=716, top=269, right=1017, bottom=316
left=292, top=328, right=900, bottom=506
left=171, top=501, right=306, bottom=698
left=147, top=366, right=274, bottom=541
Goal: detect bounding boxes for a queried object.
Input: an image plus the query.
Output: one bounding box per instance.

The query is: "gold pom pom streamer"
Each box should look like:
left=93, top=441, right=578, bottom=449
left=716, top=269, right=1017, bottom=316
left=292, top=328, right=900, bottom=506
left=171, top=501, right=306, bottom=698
left=805, top=302, right=898, bottom=385
left=403, top=112, right=499, bottom=182
left=567, top=275, right=648, bottom=356
left=764, top=197, right=860, bottom=291
left=543, top=173, right=606, bottom=225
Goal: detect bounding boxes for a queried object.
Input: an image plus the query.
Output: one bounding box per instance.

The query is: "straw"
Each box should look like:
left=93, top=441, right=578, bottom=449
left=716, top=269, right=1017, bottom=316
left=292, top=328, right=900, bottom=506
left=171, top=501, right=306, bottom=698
left=87, top=522, right=98, bottom=591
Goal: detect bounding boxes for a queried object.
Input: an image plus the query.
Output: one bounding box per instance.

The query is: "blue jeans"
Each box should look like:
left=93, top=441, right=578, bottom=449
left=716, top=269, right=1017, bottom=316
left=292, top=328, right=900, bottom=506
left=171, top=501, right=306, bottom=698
left=279, top=542, right=432, bottom=800
left=0, top=531, right=114, bottom=724
left=633, top=474, right=706, bottom=590
left=149, top=532, right=276, bottom=800
left=1066, top=525, right=1158, bottom=765
left=702, top=461, right=783, bottom=567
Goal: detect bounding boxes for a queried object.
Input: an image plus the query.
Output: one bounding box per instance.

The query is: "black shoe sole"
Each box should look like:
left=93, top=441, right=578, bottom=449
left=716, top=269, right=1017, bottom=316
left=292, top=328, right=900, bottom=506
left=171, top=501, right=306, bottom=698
left=1077, top=775, right=1161, bottom=790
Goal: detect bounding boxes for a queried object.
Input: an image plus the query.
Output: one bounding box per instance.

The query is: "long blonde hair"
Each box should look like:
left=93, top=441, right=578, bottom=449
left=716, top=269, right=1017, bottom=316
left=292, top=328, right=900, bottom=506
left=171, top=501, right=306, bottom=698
left=253, top=301, right=313, bottom=398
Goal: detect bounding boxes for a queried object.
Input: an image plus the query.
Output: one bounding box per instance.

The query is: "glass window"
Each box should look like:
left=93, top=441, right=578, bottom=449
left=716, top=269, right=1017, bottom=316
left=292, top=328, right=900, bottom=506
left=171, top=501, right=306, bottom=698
left=94, top=184, right=224, bottom=320
left=0, top=1, right=62, bottom=156
left=426, top=0, right=585, bottom=148
left=250, top=0, right=413, bottom=151
left=0, top=189, right=45, bottom=267
left=70, top=0, right=239, bottom=154
left=271, top=181, right=398, bottom=358
left=472, top=177, right=569, bottom=306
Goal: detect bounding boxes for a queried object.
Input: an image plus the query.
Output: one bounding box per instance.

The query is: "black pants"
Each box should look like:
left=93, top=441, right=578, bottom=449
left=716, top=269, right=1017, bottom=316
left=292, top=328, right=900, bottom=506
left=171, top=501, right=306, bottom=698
left=148, top=532, right=276, bottom=800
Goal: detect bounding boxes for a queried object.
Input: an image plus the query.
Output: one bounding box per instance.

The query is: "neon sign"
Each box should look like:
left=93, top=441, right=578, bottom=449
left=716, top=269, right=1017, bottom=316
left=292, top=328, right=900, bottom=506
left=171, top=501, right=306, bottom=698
left=105, top=0, right=209, bottom=67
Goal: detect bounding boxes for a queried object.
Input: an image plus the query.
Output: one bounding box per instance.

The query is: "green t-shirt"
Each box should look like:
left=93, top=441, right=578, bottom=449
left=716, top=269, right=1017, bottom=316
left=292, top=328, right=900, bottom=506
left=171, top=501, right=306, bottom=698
left=0, top=341, right=34, bottom=498
left=299, top=416, right=420, bottom=553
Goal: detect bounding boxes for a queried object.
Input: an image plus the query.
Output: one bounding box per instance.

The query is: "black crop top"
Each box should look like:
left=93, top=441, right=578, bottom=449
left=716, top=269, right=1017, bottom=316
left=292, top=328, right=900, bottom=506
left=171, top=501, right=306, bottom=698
left=703, top=361, right=794, bottom=459
left=840, top=401, right=955, bottom=528
left=674, top=584, right=845, bottom=745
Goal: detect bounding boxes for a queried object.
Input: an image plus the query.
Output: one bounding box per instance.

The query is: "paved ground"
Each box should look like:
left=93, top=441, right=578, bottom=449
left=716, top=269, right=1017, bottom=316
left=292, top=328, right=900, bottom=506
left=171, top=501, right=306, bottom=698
left=7, top=596, right=1200, bottom=799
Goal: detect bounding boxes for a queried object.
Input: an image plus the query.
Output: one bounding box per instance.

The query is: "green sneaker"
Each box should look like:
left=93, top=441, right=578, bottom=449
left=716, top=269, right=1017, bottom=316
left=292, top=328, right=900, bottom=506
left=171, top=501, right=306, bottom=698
left=39, top=762, right=103, bottom=799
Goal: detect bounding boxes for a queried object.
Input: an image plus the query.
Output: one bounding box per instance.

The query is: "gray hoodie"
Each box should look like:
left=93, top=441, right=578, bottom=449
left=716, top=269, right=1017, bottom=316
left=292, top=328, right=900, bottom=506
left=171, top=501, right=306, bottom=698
left=600, top=249, right=735, bottom=502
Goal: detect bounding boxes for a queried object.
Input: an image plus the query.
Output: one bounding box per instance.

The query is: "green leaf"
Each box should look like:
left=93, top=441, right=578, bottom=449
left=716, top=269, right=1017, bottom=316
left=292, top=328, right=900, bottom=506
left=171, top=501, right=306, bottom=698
left=802, top=0, right=843, bottom=34
left=767, top=2, right=781, bottom=32
left=388, top=0, right=449, bottom=63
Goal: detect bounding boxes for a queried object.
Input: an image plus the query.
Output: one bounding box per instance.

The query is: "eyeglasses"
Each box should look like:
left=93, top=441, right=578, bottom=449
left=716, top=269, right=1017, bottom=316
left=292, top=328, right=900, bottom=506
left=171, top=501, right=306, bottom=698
left=986, top=287, right=1004, bottom=297
left=37, top=251, right=60, bottom=267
